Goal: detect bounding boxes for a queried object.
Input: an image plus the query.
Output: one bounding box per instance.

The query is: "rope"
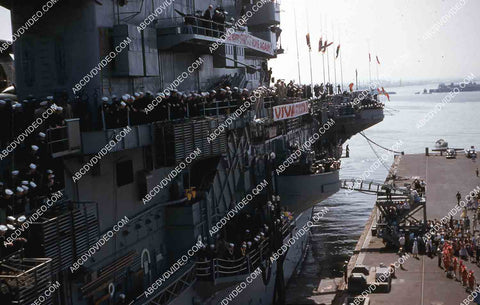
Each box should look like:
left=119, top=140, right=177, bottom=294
left=365, top=137, right=395, bottom=175
left=360, top=132, right=407, bottom=180
left=359, top=132, right=404, bottom=154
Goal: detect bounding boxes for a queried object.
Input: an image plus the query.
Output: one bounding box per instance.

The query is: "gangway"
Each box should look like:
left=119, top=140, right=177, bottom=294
left=341, top=178, right=426, bottom=247
left=340, top=178, right=406, bottom=196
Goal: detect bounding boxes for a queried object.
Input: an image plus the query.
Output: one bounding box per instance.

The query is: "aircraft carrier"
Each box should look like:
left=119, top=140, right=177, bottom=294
left=0, top=1, right=383, bottom=305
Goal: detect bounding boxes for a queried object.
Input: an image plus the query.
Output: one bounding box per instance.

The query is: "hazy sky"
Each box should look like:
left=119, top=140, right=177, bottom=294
left=269, top=0, right=480, bottom=85
left=1, top=0, right=479, bottom=84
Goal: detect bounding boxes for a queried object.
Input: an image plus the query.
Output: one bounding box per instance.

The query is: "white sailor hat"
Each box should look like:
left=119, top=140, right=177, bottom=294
left=7, top=216, right=15, bottom=223
left=40, top=101, right=48, bottom=106
left=29, top=163, right=37, bottom=170
left=31, top=145, right=39, bottom=151
left=16, top=186, right=24, bottom=193
left=159, top=93, right=165, bottom=98
left=0, top=100, right=5, bottom=105
left=247, top=241, right=252, bottom=246
left=38, top=132, right=46, bottom=138
left=29, top=181, right=37, bottom=188
left=46, top=169, right=53, bottom=174
left=134, top=92, right=140, bottom=98
left=13, top=103, right=22, bottom=108
left=5, top=189, right=13, bottom=196
left=260, top=232, right=265, bottom=236
left=111, top=94, right=117, bottom=99
left=122, top=95, right=129, bottom=101
left=220, top=88, right=226, bottom=92
left=209, top=244, right=215, bottom=248
left=245, top=229, right=250, bottom=233
left=0, top=225, right=7, bottom=232
left=210, top=90, right=216, bottom=94
left=102, top=96, right=109, bottom=102
left=229, top=243, right=234, bottom=247
left=21, top=180, right=29, bottom=186
left=120, top=101, right=127, bottom=107
left=172, top=89, right=178, bottom=93
left=139, top=91, right=144, bottom=96
left=56, top=106, right=63, bottom=112
left=7, top=224, right=15, bottom=231
left=17, top=216, right=26, bottom=223
left=22, top=185, right=29, bottom=192
left=46, top=96, right=54, bottom=101
left=155, top=92, right=162, bottom=97
left=11, top=170, right=19, bottom=175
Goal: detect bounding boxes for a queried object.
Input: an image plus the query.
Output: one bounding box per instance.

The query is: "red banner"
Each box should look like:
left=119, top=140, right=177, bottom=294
left=273, top=101, right=309, bottom=121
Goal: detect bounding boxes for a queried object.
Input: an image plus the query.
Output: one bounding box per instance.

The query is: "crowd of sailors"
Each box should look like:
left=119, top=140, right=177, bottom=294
left=197, top=208, right=294, bottom=264
left=0, top=80, right=383, bottom=135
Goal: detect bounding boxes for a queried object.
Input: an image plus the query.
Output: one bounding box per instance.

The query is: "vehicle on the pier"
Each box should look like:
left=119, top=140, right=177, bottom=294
left=466, top=146, right=476, bottom=158
left=446, top=148, right=457, bottom=159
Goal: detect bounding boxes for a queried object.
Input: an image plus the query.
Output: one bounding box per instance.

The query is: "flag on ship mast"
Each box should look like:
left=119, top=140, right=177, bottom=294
left=369, top=53, right=371, bottom=62
left=318, top=37, right=323, bottom=52
left=306, top=33, right=311, bottom=50
left=336, top=44, right=341, bottom=59
left=382, top=87, right=390, bottom=101
left=321, top=40, right=333, bottom=53
left=376, top=55, right=381, bottom=65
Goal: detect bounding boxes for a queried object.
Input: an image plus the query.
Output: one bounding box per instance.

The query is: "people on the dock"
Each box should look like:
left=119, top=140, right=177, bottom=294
left=412, top=238, right=419, bottom=258
left=457, top=191, right=462, bottom=205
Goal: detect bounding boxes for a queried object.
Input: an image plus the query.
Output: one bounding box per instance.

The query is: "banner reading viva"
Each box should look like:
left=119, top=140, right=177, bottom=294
left=273, top=101, right=309, bottom=121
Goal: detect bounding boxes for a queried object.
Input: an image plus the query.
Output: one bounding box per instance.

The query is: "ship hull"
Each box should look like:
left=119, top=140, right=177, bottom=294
left=169, top=172, right=340, bottom=305
left=278, top=170, right=340, bottom=214
left=170, top=206, right=320, bottom=305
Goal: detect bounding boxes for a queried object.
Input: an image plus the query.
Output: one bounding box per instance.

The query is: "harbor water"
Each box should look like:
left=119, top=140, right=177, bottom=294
left=301, top=84, right=480, bottom=282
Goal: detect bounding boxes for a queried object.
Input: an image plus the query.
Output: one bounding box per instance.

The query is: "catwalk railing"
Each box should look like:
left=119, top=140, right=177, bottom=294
left=0, top=253, right=53, bottom=305
left=195, top=221, right=292, bottom=282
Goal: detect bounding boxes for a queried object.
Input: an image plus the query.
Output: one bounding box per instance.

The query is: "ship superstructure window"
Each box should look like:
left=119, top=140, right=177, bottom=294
left=116, top=160, right=134, bottom=186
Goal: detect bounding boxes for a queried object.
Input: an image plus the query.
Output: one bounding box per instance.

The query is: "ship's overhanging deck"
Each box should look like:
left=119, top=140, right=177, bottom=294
left=157, top=28, right=275, bottom=57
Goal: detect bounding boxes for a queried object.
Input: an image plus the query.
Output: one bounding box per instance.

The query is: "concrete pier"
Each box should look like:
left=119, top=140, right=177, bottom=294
left=340, top=152, right=480, bottom=305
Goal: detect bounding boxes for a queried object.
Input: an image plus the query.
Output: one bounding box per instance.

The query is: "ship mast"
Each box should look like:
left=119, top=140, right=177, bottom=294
left=305, top=7, right=314, bottom=94
left=294, top=7, right=302, bottom=84
left=332, top=22, right=337, bottom=89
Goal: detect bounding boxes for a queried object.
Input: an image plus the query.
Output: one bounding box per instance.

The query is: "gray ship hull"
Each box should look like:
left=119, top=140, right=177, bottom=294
left=278, top=171, right=340, bottom=214
left=169, top=171, right=340, bottom=305
left=170, top=207, right=317, bottom=305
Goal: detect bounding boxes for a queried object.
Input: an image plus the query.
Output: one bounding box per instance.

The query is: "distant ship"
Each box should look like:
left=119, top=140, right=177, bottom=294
left=429, top=82, right=480, bottom=93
